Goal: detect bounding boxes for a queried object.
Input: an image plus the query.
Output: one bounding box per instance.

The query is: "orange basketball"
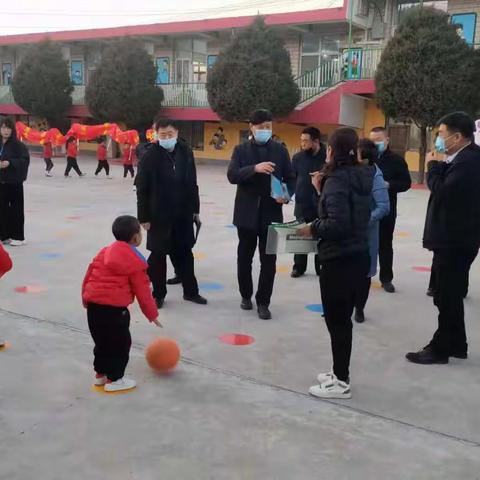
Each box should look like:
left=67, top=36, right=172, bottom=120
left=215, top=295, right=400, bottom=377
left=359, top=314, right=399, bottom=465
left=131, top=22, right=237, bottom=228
left=145, top=337, right=180, bottom=373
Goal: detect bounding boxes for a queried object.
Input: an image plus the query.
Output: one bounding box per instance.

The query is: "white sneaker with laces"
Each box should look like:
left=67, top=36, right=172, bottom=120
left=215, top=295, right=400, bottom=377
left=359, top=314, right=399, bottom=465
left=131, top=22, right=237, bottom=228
left=10, top=240, right=26, bottom=246
left=107, top=175, right=113, bottom=179
left=94, top=374, right=107, bottom=386
left=309, top=377, right=352, bottom=399
left=45, top=171, right=53, bottom=177
left=104, top=377, right=136, bottom=392
left=316, top=371, right=335, bottom=385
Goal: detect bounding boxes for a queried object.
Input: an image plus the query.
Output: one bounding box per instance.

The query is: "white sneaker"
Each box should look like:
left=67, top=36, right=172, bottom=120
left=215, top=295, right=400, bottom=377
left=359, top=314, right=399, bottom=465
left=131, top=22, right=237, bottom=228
left=107, top=175, right=113, bottom=180
left=45, top=171, right=53, bottom=177
left=94, top=374, right=107, bottom=386
left=132, top=186, right=137, bottom=192
left=316, top=371, right=335, bottom=385
left=104, top=377, right=136, bottom=392
left=1, top=239, right=11, bottom=245
left=309, top=377, right=352, bottom=399
left=10, top=240, right=26, bottom=246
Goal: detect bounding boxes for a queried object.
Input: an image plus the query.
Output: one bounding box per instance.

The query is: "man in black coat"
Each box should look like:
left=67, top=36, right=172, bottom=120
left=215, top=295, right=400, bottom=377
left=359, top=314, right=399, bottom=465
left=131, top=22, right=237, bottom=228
left=227, top=109, right=295, bottom=320
left=406, top=112, right=480, bottom=364
left=370, top=127, right=411, bottom=292
left=291, top=126, right=326, bottom=278
left=136, top=117, right=207, bottom=309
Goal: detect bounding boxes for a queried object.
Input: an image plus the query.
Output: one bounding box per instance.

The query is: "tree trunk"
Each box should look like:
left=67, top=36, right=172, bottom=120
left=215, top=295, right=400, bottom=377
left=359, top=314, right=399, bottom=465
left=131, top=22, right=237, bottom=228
left=418, top=125, right=427, bottom=184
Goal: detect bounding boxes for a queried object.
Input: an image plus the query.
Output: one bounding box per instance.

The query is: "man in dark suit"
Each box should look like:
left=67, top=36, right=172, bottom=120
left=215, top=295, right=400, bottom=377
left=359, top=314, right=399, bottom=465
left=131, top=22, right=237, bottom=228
left=406, top=112, right=480, bottom=364
left=370, top=127, right=411, bottom=293
left=291, top=126, right=326, bottom=278
left=227, top=109, right=295, bottom=320
left=136, top=117, right=207, bottom=309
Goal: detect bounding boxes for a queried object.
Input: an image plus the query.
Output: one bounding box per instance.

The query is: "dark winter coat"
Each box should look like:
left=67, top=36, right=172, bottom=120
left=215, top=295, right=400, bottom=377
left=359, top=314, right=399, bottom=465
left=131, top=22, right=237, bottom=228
left=423, top=143, right=480, bottom=251
left=0, top=138, right=30, bottom=184
left=292, top=147, right=326, bottom=220
left=136, top=140, right=199, bottom=253
left=227, top=139, right=295, bottom=231
left=311, top=164, right=375, bottom=263
left=376, top=147, right=411, bottom=218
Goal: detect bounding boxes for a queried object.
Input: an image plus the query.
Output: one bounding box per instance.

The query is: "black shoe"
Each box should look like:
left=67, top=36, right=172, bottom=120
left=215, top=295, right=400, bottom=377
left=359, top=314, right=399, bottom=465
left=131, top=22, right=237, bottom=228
left=382, top=282, right=396, bottom=293
left=184, top=294, right=208, bottom=305
left=426, top=288, right=435, bottom=297
left=450, top=350, right=468, bottom=359
left=241, top=298, right=253, bottom=310
left=167, top=276, right=182, bottom=285
left=405, top=347, right=448, bottom=364
left=290, top=269, right=303, bottom=278
left=257, top=305, right=272, bottom=320
left=155, top=298, right=164, bottom=309
left=354, top=309, right=365, bottom=323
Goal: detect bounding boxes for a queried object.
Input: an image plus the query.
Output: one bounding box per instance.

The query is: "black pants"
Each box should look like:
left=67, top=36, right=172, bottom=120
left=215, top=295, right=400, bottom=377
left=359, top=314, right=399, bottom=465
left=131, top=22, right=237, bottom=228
left=379, top=213, right=396, bottom=284
left=87, top=303, right=131, bottom=382
left=44, top=157, right=54, bottom=172
left=353, top=276, right=372, bottom=312
left=237, top=228, right=276, bottom=306
left=65, top=157, right=83, bottom=176
left=123, top=165, right=135, bottom=178
left=320, top=253, right=369, bottom=382
left=0, top=183, right=25, bottom=241
left=293, top=253, right=320, bottom=276
left=428, top=248, right=478, bottom=356
left=95, top=160, right=110, bottom=176
left=147, top=221, right=198, bottom=300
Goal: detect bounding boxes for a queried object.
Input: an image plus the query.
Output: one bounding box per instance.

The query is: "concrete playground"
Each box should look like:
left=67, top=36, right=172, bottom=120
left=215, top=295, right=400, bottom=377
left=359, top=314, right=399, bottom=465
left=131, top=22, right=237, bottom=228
left=1, top=156, right=479, bottom=480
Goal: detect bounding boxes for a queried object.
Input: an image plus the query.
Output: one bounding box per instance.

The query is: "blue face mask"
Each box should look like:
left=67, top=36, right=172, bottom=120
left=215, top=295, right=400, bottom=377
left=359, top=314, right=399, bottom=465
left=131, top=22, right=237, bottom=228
left=253, top=129, right=272, bottom=144
left=159, top=137, right=177, bottom=151
left=375, top=141, right=386, bottom=154
left=435, top=136, right=446, bottom=153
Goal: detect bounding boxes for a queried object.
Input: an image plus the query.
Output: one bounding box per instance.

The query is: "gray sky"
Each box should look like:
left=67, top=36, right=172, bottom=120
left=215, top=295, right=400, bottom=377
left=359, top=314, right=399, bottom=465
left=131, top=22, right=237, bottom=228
left=0, top=0, right=342, bottom=36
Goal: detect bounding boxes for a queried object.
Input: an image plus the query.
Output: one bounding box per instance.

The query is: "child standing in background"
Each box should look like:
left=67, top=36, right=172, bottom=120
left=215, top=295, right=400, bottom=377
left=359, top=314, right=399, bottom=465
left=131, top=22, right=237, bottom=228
left=65, top=137, right=85, bottom=177
left=43, top=141, right=54, bottom=177
left=122, top=144, right=136, bottom=178
left=0, top=243, right=13, bottom=348
left=94, top=137, right=111, bottom=178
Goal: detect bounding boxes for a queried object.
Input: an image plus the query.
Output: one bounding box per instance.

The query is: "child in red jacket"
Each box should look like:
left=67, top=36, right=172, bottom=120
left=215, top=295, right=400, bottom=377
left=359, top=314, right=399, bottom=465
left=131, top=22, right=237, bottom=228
left=65, top=137, right=84, bottom=177
left=43, top=141, right=54, bottom=177
left=94, top=137, right=111, bottom=178
left=82, top=215, right=161, bottom=392
left=122, top=144, right=136, bottom=178
left=0, top=244, right=13, bottom=348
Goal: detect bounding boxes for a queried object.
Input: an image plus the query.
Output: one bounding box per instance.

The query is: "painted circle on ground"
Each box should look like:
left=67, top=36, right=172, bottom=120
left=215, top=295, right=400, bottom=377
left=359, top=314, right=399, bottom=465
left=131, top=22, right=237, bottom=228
left=15, top=285, right=47, bottom=294
left=412, top=266, right=431, bottom=272
left=225, top=224, right=236, bottom=229
left=56, top=230, right=73, bottom=238
left=193, top=252, right=206, bottom=260
left=219, top=334, right=255, bottom=346
left=395, top=231, right=410, bottom=238
left=39, top=253, right=62, bottom=260
left=371, top=280, right=382, bottom=289
left=276, top=265, right=290, bottom=274
left=90, top=385, right=136, bottom=395
left=66, top=215, right=82, bottom=220
left=199, top=282, right=224, bottom=291
left=305, top=304, right=324, bottom=314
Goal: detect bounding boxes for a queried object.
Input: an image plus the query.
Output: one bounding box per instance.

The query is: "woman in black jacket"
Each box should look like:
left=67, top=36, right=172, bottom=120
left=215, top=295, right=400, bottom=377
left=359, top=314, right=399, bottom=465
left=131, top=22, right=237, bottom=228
left=0, top=117, right=30, bottom=246
left=299, top=128, right=374, bottom=399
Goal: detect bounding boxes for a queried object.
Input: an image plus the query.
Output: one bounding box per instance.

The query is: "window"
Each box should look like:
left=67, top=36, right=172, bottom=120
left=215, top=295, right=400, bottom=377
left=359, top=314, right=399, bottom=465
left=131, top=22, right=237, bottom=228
left=177, top=121, right=205, bottom=151
left=175, top=59, right=190, bottom=83
left=71, top=60, right=84, bottom=86
left=302, top=33, right=320, bottom=54
left=156, top=57, right=170, bottom=85
left=357, top=0, right=370, bottom=17
left=300, top=56, right=319, bottom=75
left=193, top=54, right=207, bottom=83
left=207, top=55, right=218, bottom=70
left=2, top=63, right=12, bottom=85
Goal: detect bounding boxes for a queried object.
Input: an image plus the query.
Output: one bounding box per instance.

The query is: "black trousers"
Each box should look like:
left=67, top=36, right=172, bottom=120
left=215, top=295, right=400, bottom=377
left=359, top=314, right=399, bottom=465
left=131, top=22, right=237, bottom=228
left=44, top=157, right=54, bottom=172
left=353, top=276, right=372, bottom=312
left=147, top=221, right=199, bottom=300
left=95, top=160, right=110, bottom=176
left=237, top=227, right=276, bottom=306
left=379, top=213, right=396, bottom=284
left=87, top=303, right=131, bottom=382
left=320, top=253, right=369, bottom=382
left=293, top=253, right=320, bottom=275
left=0, top=183, right=25, bottom=241
left=123, top=165, right=135, bottom=178
left=65, top=156, right=83, bottom=176
left=428, top=248, right=478, bottom=356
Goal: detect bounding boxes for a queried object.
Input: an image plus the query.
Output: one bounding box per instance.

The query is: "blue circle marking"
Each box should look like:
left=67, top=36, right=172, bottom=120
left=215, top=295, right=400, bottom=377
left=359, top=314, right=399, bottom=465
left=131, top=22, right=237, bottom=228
left=306, top=304, right=324, bottom=314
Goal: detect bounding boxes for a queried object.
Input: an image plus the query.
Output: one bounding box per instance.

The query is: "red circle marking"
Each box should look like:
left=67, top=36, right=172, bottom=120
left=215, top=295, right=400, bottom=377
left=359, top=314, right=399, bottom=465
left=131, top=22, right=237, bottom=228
left=15, top=285, right=47, bottom=294
left=412, top=266, right=431, bottom=272
left=219, top=334, right=255, bottom=346
left=66, top=215, right=82, bottom=220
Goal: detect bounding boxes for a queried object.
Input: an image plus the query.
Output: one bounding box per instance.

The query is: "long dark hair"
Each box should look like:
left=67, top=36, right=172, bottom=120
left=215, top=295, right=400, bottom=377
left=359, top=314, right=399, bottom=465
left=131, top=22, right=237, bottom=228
left=323, top=127, right=359, bottom=175
left=0, top=116, right=18, bottom=143
left=358, top=139, right=377, bottom=166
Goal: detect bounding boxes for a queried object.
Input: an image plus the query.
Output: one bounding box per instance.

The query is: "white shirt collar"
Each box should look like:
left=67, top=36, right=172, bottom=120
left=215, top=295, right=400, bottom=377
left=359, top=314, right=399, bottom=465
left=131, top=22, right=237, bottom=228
left=445, top=142, right=470, bottom=164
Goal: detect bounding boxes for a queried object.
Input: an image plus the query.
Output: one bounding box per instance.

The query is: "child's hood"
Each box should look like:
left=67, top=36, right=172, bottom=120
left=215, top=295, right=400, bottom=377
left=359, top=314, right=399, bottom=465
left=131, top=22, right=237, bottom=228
left=102, top=241, right=147, bottom=275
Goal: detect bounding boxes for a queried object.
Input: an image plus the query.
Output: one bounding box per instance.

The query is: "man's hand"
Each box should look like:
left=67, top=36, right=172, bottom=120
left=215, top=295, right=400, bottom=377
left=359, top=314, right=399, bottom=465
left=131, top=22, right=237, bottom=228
left=297, top=224, right=312, bottom=237
left=255, top=162, right=275, bottom=174
left=141, top=222, right=151, bottom=231
left=310, top=171, right=324, bottom=193
left=275, top=197, right=288, bottom=204
left=0, top=161, right=9, bottom=169
left=152, top=318, right=163, bottom=328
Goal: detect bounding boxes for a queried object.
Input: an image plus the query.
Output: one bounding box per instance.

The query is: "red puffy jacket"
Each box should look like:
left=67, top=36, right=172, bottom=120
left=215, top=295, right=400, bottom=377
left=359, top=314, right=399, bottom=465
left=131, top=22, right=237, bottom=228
left=82, top=241, right=158, bottom=321
left=0, top=245, right=12, bottom=278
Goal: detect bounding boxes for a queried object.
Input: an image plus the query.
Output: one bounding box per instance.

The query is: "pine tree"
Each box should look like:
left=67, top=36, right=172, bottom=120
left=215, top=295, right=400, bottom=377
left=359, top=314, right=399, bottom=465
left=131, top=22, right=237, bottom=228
left=375, top=7, right=480, bottom=182
left=207, top=17, right=300, bottom=121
